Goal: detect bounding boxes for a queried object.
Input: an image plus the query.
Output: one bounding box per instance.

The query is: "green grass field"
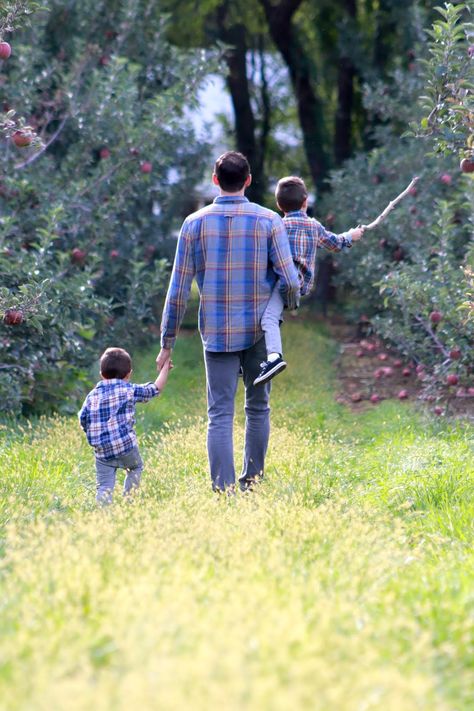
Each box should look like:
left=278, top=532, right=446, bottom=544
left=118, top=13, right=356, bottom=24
left=0, top=318, right=473, bottom=711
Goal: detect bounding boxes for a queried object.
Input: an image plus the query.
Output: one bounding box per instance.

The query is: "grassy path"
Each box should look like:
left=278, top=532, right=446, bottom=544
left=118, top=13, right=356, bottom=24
left=0, top=319, right=473, bottom=710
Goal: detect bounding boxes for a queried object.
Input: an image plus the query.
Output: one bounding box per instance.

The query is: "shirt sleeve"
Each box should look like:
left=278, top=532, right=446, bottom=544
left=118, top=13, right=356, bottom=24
left=315, top=220, right=353, bottom=252
left=268, top=215, right=301, bottom=310
left=133, top=383, right=159, bottom=403
left=78, top=397, right=90, bottom=433
left=160, top=218, right=196, bottom=350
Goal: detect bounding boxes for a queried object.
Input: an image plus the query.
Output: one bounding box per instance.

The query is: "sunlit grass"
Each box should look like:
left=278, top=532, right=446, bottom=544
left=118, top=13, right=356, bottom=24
left=0, top=318, right=472, bottom=710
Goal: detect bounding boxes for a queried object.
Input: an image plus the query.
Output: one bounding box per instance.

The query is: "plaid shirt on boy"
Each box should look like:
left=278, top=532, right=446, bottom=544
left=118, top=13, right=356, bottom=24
left=78, top=379, right=158, bottom=460
left=160, top=196, right=300, bottom=352
left=284, top=210, right=353, bottom=295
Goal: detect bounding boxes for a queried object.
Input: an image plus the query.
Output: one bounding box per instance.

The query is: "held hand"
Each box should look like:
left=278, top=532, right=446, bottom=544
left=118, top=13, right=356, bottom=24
left=155, top=357, right=173, bottom=391
left=156, top=347, right=172, bottom=371
left=349, top=226, right=365, bottom=242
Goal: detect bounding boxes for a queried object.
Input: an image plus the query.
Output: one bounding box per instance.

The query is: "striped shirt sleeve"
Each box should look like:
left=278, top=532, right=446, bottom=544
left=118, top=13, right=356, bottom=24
left=315, top=220, right=353, bottom=252
left=160, top=218, right=196, bottom=349
left=268, top=215, right=301, bottom=310
left=133, top=383, right=159, bottom=403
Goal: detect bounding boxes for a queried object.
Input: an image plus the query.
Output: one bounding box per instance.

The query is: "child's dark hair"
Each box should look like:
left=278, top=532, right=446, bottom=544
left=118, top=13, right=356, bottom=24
left=275, top=176, right=308, bottom=213
left=214, top=151, right=250, bottom=192
left=100, top=347, right=132, bottom=379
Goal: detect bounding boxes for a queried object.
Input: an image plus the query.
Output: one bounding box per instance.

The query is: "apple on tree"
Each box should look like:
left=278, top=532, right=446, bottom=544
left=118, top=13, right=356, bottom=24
left=0, top=42, right=11, bottom=60
left=3, top=308, right=24, bottom=325
left=12, top=131, right=33, bottom=148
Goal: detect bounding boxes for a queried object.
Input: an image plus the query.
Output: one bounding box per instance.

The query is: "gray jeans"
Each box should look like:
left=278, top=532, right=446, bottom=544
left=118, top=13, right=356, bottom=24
left=204, top=337, right=271, bottom=492
left=261, top=283, right=285, bottom=356
left=95, top=446, right=144, bottom=504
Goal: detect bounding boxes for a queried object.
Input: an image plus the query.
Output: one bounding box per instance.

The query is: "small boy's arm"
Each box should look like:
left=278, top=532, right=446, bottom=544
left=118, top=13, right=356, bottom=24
left=133, top=383, right=160, bottom=403
left=78, top=400, right=90, bottom=433
left=315, top=221, right=353, bottom=253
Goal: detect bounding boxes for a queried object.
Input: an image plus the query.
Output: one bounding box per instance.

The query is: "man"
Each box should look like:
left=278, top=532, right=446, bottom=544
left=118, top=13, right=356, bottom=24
left=157, top=151, right=300, bottom=493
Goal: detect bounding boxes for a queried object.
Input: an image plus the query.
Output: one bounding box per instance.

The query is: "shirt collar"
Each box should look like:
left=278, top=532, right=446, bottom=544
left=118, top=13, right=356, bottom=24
left=214, top=196, right=249, bottom=204
left=285, top=210, right=306, bottom=217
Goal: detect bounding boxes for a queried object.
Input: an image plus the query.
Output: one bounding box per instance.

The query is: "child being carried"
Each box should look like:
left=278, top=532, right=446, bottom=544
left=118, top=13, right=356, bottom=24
left=254, top=176, right=364, bottom=386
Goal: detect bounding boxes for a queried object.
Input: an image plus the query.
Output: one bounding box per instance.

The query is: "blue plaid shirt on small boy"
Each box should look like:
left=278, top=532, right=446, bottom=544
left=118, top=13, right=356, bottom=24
left=284, top=211, right=353, bottom=296
left=79, top=379, right=158, bottom=460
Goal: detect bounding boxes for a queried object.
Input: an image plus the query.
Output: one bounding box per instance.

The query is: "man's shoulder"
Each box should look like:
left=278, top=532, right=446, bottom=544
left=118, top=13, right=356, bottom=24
left=184, top=201, right=281, bottom=224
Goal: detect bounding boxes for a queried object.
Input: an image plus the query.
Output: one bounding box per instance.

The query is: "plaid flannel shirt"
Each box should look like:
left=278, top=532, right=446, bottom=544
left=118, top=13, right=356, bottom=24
left=160, top=196, right=300, bottom=352
left=284, top=211, right=353, bottom=295
left=78, top=379, right=158, bottom=460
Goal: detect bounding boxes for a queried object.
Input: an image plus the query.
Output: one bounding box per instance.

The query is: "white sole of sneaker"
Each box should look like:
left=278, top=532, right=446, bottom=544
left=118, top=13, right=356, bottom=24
left=253, top=360, right=287, bottom=386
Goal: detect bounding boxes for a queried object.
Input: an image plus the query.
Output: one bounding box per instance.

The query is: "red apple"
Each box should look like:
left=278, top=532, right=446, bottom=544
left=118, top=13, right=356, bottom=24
left=393, top=247, right=404, bottom=262
left=410, top=206, right=417, bottom=215
left=3, top=308, right=23, bottom=325
left=12, top=131, right=32, bottom=148
left=434, top=406, right=443, bottom=416
left=378, top=353, right=388, bottom=361
left=71, top=247, right=87, bottom=264
left=109, top=249, right=119, bottom=259
left=456, top=387, right=467, bottom=398
left=429, top=310, right=442, bottom=324
left=382, top=366, right=394, bottom=377
left=100, top=147, right=111, bottom=160
left=402, top=367, right=411, bottom=377
left=446, top=374, right=459, bottom=386
left=0, top=42, right=11, bottom=60
left=440, top=173, right=452, bottom=185
left=468, top=45, right=474, bottom=58
left=398, top=389, right=409, bottom=400
left=460, top=158, right=474, bottom=173
left=374, top=368, right=384, bottom=379
left=393, top=359, right=403, bottom=368
left=379, top=238, right=388, bottom=248
left=350, top=392, right=362, bottom=403
left=408, top=186, right=418, bottom=196
left=99, top=55, right=110, bottom=66
left=140, top=161, right=152, bottom=174
left=370, top=393, right=381, bottom=404
left=129, top=147, right=139, bottom=156
left=468, top=388, right=474, bottom=397
left=356, top=349, right=364, bottom=358
left=449, top=347, right=461, bottom=361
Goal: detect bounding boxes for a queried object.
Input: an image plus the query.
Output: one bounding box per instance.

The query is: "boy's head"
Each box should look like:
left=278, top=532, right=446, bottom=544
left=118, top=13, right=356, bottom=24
left=275, top=176, right=308, bottom=213
left=213, top=151, right=251, bottom=192
left=100, top=347, right=132, bottom=380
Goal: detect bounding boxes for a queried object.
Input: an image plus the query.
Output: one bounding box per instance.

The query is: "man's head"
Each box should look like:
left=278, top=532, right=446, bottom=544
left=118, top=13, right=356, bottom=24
left=100, top=347, right=132, bottom=380
left=213, top=151, right=252, bottom=193
left=275, top=176, right=308, bottom=213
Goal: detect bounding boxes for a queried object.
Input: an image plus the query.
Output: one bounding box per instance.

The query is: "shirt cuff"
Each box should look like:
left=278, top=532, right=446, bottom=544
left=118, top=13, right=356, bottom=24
left=342, top=232, right=353, bottom=250
left=161, top=336, right=176, bottom=350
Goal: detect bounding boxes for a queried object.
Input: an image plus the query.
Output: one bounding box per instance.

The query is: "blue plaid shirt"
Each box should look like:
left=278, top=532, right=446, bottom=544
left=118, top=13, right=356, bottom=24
left=284, top=211, right=353, bottom=296
left=160, top=196, right=300, bottom=352
left=78, top=379, right=158, bottom=460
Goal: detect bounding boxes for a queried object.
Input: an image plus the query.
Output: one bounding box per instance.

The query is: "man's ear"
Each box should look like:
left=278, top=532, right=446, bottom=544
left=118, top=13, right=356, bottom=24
left=245, top=174, right=252, bottom=188
left=212, top=173, right=220, bottom=187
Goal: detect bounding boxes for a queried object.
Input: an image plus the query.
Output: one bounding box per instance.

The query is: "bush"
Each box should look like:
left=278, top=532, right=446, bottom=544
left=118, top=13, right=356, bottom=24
left=0, top=1, right=215, bottom=413
left=323, top=2, right=474, bottom=390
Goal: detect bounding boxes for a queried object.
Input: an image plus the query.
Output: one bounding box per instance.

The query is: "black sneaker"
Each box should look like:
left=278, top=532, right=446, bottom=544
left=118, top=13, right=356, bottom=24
left=253, top=356, right=287, bottom=386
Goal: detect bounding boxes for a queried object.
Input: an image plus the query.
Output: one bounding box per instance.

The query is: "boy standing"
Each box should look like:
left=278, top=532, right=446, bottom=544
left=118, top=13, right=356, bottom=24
left=254, top=176, right=364, bottom=385
left=79, top=347, right=171, bottom=504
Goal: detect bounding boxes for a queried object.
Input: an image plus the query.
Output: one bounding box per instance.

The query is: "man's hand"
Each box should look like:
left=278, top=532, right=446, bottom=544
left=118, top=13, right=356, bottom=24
left=156, top=347, right=172, bottom=371
left=349, top=226, right=365, bottom=241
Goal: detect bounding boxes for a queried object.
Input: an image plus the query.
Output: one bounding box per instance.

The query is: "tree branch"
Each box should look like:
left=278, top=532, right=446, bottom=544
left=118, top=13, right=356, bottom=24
left=14, top=115, right=68, bottom=170
left=362, top=177, right=420, bottom=230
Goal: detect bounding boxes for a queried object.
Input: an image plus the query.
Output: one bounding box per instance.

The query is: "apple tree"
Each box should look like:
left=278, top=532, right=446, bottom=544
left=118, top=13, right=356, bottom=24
left=0, top=0, right=215, bottom=413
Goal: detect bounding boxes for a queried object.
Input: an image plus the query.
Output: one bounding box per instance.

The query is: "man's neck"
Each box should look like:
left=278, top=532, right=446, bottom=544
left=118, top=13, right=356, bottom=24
left=218, top=189, right=246, bottom=197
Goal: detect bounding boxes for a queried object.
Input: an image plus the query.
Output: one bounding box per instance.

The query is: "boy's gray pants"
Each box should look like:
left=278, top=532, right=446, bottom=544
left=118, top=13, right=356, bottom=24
left=95, top=446, right=144, bottom=504
left=261, top=283, right=285, bottom=356
left=204, top=337, right=271, bottom=492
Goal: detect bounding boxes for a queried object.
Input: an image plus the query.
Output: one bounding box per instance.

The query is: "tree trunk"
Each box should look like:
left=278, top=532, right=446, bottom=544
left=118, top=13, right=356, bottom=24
left=334, top=0, right=356, bottom=164
left=259, top=0, right=329, bottom=190
left=215, top=5, right=264, bottom=203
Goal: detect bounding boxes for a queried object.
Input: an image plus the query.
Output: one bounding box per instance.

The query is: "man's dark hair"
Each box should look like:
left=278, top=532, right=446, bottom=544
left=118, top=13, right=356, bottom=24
left=100, top=347, right=132, bottom=379
left=214, top=151, right=250, bottom=192
left=275, top=176, right=308, bottom=213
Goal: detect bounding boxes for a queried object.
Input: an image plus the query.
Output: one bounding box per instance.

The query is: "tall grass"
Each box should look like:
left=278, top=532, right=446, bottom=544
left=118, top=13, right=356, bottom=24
left=0, top=318, right=472, bottom=710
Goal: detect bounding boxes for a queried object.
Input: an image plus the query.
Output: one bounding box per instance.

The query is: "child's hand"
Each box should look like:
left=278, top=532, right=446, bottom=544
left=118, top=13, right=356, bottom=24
left=155, top=358, right=173, bottom=391
left=349, top=226, right=365, bottom=241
